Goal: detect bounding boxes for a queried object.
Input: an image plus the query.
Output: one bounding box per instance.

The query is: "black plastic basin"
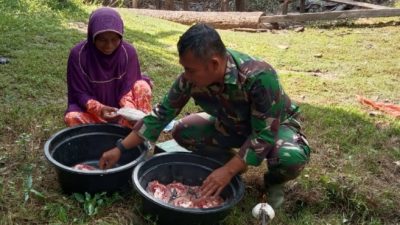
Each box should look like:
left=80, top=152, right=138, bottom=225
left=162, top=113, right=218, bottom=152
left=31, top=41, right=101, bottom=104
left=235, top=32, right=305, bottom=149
left=44, top=124, right=147, bottom=194
left=132, top=152, right=245, bottom=225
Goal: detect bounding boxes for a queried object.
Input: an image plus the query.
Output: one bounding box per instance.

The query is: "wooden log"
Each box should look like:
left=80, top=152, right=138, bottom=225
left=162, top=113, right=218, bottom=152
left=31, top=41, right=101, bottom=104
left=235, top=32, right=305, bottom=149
left=260, top=8, right=400, bottom=23
left=326, top=0, right=392, bottom=9
left=127, top=8, right=265, bottom=29
left=232, top=27, right=271, bottom=32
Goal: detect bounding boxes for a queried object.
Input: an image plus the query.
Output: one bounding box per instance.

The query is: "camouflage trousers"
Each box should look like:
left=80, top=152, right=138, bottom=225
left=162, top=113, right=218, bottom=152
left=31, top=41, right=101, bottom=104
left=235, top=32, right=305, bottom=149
left=172, top=112, right=311, bottom=185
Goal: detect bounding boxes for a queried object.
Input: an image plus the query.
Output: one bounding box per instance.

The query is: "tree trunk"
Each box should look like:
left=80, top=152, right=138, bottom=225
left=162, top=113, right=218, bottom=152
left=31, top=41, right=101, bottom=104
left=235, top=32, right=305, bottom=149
left=235, top=0, right=246, bottom=11
left=165, top=0, right=174, bottom=10
left=127, top=8, right=264, bottom=29
left=221, top=0, right=229, bottom=11
left=299, top=0, right=305, bottom=13
left=155, top=0, right=162, bottom=9
left=132, top=0, right=139, bottom=8
left=183, top=0, right=189, bottom=10
left=281, top=0, right=290, bottom=15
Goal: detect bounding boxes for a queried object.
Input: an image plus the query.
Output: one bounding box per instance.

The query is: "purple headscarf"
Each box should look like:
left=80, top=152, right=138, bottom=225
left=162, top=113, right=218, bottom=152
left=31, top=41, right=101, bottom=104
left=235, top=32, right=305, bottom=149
left=66, top=7, right=143, bottom=113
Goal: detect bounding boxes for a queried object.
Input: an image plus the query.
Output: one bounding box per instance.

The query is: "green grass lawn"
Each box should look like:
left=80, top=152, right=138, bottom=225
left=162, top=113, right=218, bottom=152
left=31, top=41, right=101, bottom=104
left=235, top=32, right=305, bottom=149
left=0, top=0, right=399, bottom=224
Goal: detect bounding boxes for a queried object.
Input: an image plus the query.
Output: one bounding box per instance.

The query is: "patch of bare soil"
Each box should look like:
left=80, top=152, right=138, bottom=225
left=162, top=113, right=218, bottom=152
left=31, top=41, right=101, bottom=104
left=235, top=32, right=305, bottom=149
left=373, top=155, right=400, bottom=188
left=241, top=162, right=267, bottom=191
left=281, top=69, right=339, bottom=80
left=285, top=181, right=325, bottom=209
left=67, top=22, right=87, bottom=33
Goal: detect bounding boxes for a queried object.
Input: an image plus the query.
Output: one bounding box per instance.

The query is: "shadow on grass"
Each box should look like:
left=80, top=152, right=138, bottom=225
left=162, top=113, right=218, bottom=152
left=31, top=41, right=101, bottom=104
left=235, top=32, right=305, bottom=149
left=43, top=0, right=86, bottom=13
left=281, top=102, right=400, bottom=224
left=124, top=27, right=182, bottom=69
left=122, top=20, right=184, bottom=100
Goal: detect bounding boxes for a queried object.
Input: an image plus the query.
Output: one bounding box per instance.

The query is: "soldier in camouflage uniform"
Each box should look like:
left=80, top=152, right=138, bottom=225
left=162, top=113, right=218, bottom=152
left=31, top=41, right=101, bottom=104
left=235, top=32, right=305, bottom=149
left=99, top=23, right=311, bottom=210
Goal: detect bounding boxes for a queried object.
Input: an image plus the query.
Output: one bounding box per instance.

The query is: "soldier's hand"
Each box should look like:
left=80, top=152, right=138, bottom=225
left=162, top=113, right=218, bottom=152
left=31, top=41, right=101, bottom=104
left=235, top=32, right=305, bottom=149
left=200, top=166, right=233, bottom=197
left=99, top=147, right=121, bottom=169
left=200, top=155, right=247, bottom=197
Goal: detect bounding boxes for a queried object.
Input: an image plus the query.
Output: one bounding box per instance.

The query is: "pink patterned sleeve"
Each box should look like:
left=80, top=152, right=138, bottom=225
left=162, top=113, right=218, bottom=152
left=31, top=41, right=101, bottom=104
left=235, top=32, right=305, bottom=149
left=119, top=80, right=152, bottom=113
left=86, top=99, right=105, bottom=117
left=119, top=91, right=136, bottom=108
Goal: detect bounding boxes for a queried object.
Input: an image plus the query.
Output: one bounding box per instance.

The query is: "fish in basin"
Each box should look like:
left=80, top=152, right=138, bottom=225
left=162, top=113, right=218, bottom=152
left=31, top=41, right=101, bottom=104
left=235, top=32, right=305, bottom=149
left=147, top=180, right=224, bottom=208
left=73, top=163, right=98, bottom=171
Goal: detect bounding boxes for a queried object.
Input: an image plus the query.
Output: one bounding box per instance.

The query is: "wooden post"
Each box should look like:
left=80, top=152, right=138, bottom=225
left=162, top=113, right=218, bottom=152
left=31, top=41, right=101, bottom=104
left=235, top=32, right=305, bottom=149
left=299, top=0, right=305, bottom=13
left=281, top=0, right=290, bottom=15
left=221, top=0, right=229, bottom=11
left=183, top=0, right=189, bottom=10
left=132, top=0, right=139, bottom=8
left=165, top=0, right=174, bottom=10
left=235, top=0, right=246, bottom=12
left=155, top=0, right=162, bottom=9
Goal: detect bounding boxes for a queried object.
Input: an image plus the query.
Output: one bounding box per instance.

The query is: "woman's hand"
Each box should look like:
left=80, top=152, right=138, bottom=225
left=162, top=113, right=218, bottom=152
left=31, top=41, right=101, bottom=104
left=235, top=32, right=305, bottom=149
left=101, top=106, right=119, bottom=122
left=99, top=147, right=121, bottom=169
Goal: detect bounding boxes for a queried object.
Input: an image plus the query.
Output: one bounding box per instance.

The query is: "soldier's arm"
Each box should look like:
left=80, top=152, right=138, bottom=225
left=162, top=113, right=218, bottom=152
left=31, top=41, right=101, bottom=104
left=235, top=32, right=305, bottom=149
left=133, top=74, right=192, bottom=142
left=99, top=75, right=192, bottom=169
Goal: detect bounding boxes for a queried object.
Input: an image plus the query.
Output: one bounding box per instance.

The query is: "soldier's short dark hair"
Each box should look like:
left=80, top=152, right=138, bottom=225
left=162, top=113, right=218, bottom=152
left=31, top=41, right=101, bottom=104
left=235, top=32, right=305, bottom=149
left=177, top=23, right=226, bottom=61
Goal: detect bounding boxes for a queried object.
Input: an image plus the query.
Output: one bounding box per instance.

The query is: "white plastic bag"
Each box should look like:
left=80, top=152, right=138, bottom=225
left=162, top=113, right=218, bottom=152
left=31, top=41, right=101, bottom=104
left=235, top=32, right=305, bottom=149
left=116, top=107, right=147, bottom=121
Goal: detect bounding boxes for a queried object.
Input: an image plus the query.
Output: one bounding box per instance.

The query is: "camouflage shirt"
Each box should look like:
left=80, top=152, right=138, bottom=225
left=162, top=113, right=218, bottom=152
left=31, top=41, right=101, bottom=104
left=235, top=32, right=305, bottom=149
left=133, top=49, right=296, bottom=166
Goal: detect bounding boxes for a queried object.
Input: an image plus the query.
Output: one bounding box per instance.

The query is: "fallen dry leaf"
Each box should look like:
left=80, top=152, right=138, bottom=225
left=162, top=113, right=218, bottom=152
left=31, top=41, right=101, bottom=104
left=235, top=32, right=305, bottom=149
left=314, top=53, right=323, bottom=58
left=277, top=44, right=289, bottom=50
left=294, top=26, right=305, bottom=32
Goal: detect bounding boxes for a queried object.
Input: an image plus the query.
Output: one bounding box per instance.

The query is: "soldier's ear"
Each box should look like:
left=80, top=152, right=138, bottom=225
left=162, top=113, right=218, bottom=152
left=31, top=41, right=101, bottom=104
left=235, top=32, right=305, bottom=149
left=209, top=55, right=222, bottom=73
